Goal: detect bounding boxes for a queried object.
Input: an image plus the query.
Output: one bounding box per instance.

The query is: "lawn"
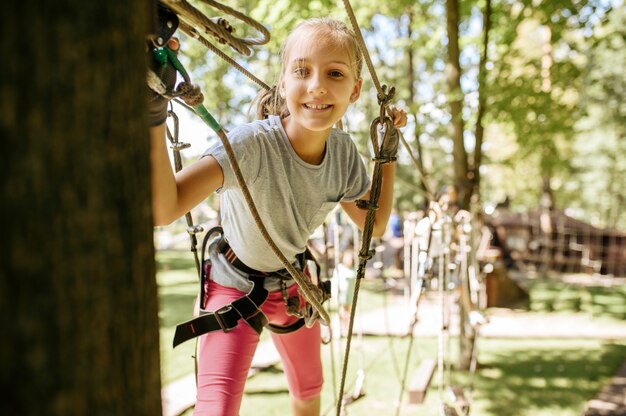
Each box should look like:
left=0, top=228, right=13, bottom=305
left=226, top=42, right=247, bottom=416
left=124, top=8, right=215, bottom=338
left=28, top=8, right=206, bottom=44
left=157, top=249, right=626, bottom=416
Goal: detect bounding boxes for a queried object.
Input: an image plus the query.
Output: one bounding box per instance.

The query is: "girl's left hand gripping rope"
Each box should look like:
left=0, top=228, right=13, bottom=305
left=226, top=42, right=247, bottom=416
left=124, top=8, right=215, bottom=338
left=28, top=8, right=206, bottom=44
left=148, top=44, right=223, bottom=133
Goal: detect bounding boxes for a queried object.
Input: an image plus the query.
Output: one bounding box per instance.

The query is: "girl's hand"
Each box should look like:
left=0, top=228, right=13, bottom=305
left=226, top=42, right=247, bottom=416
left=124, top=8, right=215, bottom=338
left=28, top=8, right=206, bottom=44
left=390, top=106, right=408, bottom=129
left=147, top=37, right=180, bottom=127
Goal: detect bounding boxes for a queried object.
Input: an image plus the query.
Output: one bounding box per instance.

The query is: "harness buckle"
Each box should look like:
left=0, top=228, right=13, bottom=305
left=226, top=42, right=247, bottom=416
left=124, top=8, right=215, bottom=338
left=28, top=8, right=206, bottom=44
left=214, top=305, right=235, bottom=332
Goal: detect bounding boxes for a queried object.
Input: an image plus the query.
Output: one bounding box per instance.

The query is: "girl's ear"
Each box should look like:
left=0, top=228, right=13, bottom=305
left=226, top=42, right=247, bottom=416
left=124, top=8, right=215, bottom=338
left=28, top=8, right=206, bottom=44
left=350, top=78, right=363, bottom=103
left=279, top=78, right=286, bottom=98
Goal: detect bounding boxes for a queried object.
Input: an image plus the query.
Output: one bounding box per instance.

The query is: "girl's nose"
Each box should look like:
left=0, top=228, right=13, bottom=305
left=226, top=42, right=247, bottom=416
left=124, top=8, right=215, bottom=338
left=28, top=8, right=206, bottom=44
left=307, top=76, right=327, bottom=96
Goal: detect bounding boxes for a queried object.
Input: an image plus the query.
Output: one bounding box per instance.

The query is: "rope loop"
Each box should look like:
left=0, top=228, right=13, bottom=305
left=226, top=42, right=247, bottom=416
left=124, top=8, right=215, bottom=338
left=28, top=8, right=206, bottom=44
left=358, top=248, right=375, bottom=262
left=355, top=199, right=379, bottom=211
left=372, top=156, right=397, bottom=164
left=377, top=84, right=396, bottom=121
left=176, top=81, right=205, bottom=106
left=369, top=115, right=395, bottom=162
left=161, top=0, right=270, bottom=56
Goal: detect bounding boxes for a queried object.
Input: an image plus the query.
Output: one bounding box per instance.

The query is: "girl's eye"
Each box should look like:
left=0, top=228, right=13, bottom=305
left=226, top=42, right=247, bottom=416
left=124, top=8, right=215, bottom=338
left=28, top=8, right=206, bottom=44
left=329, top=70, right=344, bottom=78
left=294, top=67, right=308, bottom=77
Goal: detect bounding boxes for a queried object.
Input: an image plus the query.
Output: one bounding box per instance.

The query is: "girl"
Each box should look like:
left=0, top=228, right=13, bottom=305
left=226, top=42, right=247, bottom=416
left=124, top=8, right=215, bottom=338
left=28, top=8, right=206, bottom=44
left=150, top=17, right=407, bottom=416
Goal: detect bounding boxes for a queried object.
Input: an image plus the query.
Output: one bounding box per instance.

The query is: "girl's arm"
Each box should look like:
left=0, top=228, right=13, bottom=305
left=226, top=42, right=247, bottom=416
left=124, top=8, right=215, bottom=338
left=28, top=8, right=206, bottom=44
left=340, top=162, right=396, bottom=237
left=150, top=124, right=224, bottom=226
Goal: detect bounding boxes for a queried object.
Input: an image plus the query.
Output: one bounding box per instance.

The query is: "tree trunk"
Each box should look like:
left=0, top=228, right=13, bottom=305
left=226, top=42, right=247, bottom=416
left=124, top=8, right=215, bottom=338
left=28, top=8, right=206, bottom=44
left=0, top=2, right=162, bottom=415
left=405, top=6, right=429, bottom=199
left=471, top=0, right=492, bottom=201
left=445, top=0, right=471, bottom=209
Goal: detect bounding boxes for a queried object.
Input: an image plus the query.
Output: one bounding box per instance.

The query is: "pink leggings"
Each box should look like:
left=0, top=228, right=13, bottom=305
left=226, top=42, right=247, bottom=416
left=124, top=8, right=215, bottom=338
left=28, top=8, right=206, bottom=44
left=193, top=280, right=323, bottom=416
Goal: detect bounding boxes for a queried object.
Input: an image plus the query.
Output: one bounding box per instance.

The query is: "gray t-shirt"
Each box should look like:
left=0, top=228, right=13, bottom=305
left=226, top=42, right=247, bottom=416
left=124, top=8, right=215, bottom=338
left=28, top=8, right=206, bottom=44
left=203, top=115, right=370, bottom=292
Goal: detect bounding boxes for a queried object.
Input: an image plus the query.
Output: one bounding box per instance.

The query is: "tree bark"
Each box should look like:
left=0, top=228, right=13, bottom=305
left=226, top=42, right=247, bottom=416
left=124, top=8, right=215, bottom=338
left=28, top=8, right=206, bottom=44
left=405, top=6, right=429, bottom=199
left=0, top=2, right=162, bottom=415
left=471, top=0, right=492, bottom=201
left=445, top=0, right=471, bottom=208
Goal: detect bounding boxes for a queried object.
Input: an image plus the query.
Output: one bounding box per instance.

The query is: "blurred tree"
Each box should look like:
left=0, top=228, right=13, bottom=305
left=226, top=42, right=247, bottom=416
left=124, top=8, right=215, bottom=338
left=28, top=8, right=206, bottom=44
left=484, top=0, right=614, bottom=212
left=574, top=4, right=626, bottom=228
left=0, top=2, right=162, bottom=415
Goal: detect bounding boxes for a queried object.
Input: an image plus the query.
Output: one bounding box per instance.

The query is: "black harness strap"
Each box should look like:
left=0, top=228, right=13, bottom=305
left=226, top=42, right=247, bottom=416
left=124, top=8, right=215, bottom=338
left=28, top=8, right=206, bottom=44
left=172, top=227, right=311, bottom=348
left=173, top=274, right=269, bottom=348
left=267, top=319, right=306, bottom=334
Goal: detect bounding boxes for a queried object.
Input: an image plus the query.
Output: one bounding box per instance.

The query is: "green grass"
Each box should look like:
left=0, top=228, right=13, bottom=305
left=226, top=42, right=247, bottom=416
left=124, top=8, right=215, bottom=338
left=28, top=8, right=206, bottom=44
left=157, top=249, right=626, bottom=415
left=157, top=250, right=199, bottom=385
left=238, top=337, right=626, bottom=416
left=526, top=278, right=626, bottom=319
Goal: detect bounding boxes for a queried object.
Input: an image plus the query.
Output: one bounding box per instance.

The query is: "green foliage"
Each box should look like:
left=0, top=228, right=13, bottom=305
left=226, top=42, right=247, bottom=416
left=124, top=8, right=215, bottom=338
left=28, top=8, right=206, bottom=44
left=571, top=4, right=626, bottom=228
left=171, top=0, right=623, bottom=228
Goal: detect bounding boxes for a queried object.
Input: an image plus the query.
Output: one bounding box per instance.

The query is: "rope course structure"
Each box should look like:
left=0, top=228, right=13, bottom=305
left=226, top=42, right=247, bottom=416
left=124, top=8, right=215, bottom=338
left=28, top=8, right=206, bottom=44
left=488, top=208, right=626, bottom=277
left=395, top=197, right=491, bottom=416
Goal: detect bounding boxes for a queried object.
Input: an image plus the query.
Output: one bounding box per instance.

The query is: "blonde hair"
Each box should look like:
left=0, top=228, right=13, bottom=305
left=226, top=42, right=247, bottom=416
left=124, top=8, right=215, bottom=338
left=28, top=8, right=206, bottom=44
left=253, top=18, right=363, bottom=120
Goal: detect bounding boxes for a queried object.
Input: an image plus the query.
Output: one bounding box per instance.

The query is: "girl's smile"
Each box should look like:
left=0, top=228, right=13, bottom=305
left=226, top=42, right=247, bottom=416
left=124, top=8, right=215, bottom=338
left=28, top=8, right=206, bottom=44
left=303, top=103, right=332, bottom=111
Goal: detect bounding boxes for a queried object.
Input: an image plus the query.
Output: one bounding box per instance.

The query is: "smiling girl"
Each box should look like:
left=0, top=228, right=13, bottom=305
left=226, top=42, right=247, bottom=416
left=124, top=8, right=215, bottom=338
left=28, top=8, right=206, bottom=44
left=150, top=17, right=406, bottom=416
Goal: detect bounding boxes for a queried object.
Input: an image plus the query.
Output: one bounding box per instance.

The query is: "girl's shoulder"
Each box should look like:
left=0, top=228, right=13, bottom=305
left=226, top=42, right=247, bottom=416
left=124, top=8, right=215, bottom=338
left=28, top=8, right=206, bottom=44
left=328, top=127, right=358, bottom=151
left=228, top=118, right=273, bottom=139
left=225, top=118, right=279, bottom=150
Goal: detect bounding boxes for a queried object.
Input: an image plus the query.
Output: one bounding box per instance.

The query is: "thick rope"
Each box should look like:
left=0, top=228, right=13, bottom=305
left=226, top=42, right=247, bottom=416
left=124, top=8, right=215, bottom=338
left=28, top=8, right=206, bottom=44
left=342, top=0, right=434, bottom=202
left=169, top=86, right=331, bottom=325
left=334, top=3, right=448, bottom=412
left=335, top=115, right=395, bottom=415
left=179, top=22, right=270, bottom=91
left=333, top=2, right=402, bottom=413
left=340, top=0, right=384, bottom=97
left=161, top=0, right=270, bottom=56
left=210, top=125, right=329, bottom=325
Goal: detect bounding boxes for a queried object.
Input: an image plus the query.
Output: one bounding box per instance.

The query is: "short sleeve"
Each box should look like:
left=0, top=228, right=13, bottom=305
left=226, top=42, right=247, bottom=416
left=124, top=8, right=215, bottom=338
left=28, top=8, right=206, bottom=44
left=201, top=125, right=261, bottom=192
left=340, top=139, right=371, bottom=202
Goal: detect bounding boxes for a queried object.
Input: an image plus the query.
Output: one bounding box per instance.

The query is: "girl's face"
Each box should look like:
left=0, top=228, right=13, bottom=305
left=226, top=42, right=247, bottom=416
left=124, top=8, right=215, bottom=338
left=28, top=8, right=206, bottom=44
left=280, top=33, right=362, bottom=136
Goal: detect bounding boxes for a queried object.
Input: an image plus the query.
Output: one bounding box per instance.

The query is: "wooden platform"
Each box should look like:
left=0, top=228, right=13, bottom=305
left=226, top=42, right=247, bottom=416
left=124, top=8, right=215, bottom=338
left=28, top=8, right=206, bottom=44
left=407, top=358, right=436, bottom=404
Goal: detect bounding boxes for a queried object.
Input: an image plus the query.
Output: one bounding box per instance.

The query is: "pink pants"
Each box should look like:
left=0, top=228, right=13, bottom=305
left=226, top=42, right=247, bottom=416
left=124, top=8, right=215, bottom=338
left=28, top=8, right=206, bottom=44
left=193, top=280, right=323, bottom=416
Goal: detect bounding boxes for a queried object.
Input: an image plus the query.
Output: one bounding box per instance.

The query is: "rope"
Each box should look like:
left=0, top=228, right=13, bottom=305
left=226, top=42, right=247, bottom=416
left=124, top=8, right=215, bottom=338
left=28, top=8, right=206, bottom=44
left=209, top=121, right=330, bottom=325
left=161, top=0, right=270, bottom=56
left=398, top=130, right=435, bottom=200
left=333, top=1, right=402, bottom=412
left=341, top=0, right=435, bottom=202
left=164, top=109, right=203, bottom=277
left=340, top=0, right=384, bottom=97
left=168, top=71, right=330, bottom=324
left=178, top=21, right=271, bottom=91
left=335, top=115, right=395, bottom=415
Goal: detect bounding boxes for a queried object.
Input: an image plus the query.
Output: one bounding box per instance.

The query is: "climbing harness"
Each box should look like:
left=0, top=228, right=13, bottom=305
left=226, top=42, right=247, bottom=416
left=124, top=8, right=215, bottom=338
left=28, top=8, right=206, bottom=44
left=172, top=226, right=327, bottom=347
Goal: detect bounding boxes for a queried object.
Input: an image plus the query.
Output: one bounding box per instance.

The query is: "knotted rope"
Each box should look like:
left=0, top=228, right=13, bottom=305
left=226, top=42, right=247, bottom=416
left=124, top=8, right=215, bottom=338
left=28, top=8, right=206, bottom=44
left=161, top=0, right=270, bottom=56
